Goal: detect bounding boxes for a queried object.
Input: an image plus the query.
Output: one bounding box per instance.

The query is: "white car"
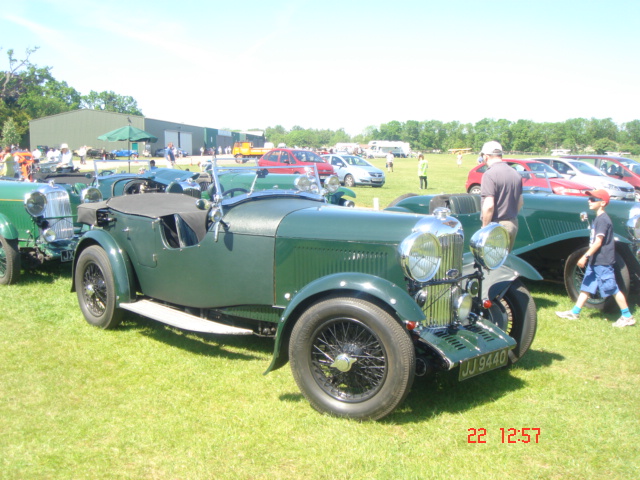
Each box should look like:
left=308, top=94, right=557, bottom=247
left=534, top=158, right=635, bottom=201
left=322, top=154, right=385, bottom=187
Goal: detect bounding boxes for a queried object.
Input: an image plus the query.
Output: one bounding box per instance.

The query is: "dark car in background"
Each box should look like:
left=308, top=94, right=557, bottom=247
left=562, top=155, right=640, bottom=201
left=466, top=159, right=592, bottom=196
left=387, top=191, right=640, bottom=311
left=0, top=179, right=100, bottom=285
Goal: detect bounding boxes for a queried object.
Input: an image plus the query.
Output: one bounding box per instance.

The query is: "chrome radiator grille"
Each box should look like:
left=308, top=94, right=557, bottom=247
left=420, top=231, right=464, bottom=328
left=44, top=190, right=74, bottom=240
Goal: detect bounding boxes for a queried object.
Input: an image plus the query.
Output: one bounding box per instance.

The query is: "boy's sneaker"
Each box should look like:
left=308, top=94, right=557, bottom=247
left=612, top=316, right=636, bottom=328
left=556, top=310, right=579, bottom=320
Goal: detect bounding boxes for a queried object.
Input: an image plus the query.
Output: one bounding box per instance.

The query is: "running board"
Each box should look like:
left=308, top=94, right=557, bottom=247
left=119, top=300, right=253, bottom=335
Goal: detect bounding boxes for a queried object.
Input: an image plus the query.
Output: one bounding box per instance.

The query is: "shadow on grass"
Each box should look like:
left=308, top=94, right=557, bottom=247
left=118, top=314, right=273, bottom=361
left=17, top=261, right=72, bottom=286
left=386, top=348, right=565, bottom=423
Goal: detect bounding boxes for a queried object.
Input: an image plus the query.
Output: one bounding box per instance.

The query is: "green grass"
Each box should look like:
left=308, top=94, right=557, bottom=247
left=2, top=155, right=640, bottom=479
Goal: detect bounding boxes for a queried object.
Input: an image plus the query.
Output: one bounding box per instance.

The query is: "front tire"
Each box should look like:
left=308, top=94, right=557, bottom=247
left=468, top=184, right=481, bottom=195
left=485, top=278, right=537, bottom=364
left=0, top=235, right=20, bottom=285
left=289, top=297, right=415, bottom=420
left=564, top=247, right=630, bottom=311
left=75, top=246, right=123, bottom=329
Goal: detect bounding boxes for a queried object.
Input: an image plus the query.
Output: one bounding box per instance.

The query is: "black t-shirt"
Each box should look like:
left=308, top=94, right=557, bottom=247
left=591, top=212, right=615, bottom=266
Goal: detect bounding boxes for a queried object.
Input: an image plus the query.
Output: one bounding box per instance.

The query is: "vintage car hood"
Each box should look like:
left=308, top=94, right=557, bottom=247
left=277, top=205, right=422, bottom=243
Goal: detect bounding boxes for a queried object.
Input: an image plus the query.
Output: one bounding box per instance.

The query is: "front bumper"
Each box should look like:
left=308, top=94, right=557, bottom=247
left=417, top=318, right=516, bottom=373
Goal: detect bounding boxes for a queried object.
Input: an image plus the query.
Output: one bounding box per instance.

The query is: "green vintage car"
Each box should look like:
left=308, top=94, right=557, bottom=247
left=72, top=165, right=540, bottom=420
left=387, top=192, right=640, bottom=311
left=0, top=179, right=100, bottom=284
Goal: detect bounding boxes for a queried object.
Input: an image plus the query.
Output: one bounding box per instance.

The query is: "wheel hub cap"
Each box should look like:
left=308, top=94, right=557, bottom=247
left=331, top=353, right=358, bottom=372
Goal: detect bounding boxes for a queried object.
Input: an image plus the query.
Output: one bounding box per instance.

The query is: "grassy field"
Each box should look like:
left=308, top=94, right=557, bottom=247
left=1, top=154, right=639, bottom=479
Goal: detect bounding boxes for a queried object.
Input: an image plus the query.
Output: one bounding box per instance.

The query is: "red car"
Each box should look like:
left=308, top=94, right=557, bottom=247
left=465, top=159, right=591, bottom=196
left=258, top=149, right=335, bottom=181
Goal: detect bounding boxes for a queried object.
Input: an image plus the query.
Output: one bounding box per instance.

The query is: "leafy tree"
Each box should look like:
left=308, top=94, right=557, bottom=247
left=593, top=138, right=618, bottom=154
left=1, top=117, right=21, bottom=147
left=81, top=90, right=142, bottom=115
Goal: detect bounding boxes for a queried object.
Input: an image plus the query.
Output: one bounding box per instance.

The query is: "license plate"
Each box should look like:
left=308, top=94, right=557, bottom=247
left=459, top=348, right=509, bottom=381
left=60, top=250, right=74, bottom=262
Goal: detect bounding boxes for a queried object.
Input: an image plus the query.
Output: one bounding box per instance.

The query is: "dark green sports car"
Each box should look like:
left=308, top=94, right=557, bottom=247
left=71, top=165, right=540, bottom=420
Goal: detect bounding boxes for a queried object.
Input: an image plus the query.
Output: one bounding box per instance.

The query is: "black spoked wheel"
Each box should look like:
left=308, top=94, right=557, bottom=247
left=75, top=246, right=123, bottom=329
left=564, top=247, right=630, bottom=311
left=485, top=278, right=537, bottom=364
left=289, top=297, right=414, bottom=420
left=0, top=235, right=20, bottom=285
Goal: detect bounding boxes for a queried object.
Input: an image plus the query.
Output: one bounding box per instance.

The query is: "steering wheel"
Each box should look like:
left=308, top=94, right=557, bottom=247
left=222, top=187, right=249, bottom=198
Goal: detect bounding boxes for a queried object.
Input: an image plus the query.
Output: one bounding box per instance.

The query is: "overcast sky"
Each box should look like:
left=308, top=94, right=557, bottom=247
left=3, top=0, right=639, bottom=135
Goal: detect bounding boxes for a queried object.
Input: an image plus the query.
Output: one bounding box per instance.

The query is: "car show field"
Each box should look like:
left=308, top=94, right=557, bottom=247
left=1, top=153, right=639, bottom=479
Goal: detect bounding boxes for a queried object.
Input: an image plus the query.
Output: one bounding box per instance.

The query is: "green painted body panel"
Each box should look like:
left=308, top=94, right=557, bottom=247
left=391, top=192, right=637, bottom=253
left=73, top=230, right=135, bottom=304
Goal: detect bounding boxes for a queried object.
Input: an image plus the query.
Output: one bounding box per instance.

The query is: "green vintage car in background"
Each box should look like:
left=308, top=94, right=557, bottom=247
left=72, top=165, right=540, bottom=420
left=0, top=179, right=100, bottom=284
left=387, top=192, right=640, bottom=311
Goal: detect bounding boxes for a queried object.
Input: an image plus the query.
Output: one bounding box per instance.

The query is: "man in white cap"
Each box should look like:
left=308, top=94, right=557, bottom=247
left=59, top=143, right=74, bottom=171
left=479, top=140, right=523, bottom=250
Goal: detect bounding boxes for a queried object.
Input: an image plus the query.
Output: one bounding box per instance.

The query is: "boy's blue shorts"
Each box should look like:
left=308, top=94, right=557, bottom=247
left=580, top=264, right=620, bottom=297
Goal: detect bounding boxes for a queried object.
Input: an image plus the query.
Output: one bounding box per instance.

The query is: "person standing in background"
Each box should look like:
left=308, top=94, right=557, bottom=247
left=480, top=140, right=523, bottom=251
left=417, top=153, right=428, bottom=189
left=385, top=151, right=394, bottom=173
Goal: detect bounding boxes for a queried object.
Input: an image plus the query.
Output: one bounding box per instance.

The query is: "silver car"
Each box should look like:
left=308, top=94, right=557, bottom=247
left=534, top=158, right=635, bottom=201
left=322, top=154, right=385, bottom=187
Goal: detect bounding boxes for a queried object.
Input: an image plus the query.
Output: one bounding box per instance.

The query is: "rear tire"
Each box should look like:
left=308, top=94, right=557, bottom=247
left=468, top=184, right=481, bottom=195
left=344, top=174, right=355, bottom=187
left=0, top=235, right=20, bottom=285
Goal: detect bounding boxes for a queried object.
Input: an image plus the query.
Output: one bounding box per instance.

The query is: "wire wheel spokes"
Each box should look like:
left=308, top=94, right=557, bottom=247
left=310, top=319, right=387, bottom=402
left=82, top=263, right=108, bottom=316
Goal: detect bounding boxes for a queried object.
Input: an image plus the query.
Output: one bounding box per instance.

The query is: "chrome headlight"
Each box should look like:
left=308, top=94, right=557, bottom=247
left=627, top=215, right=640, bottom=240
left=24, top=191, right=47, bottom=217
left=470, top=223, right=509, bottom=270
left=81, top=187, right=103, bottom=203
left=294, top=175, right=312, bottom=192
left=455, top=293, right=473, bottom=325
left=324, top=175, right=340, bottom=193
left=399, top=231, right=441, bottom=282
left=42, top=228, right=56, bottom=243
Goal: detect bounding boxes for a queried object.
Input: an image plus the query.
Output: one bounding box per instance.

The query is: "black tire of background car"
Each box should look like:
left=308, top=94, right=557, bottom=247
left=235, top=155, right=243, bottom=164
left=387, top=193, right=418, bottom=209
left=484, top=278, right=538, bottom=365
left=467, top=184, right=481, bottom=195
left=75, top=246, right=124, bottom=329
left=0, top=236, right=20, bottom=285
left=289, top=296, right=415, bottom=420
left=564, top=247, right=630, bottom=312
left=344, top=174, right=355, bottom=187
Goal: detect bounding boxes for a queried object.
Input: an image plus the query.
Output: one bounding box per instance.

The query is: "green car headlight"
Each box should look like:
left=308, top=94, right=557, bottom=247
left=470, top=223, right=509, bottom=270
left=43, top=228, right=56, bottom=243
left=324, top=175, right=340, bottom=193
left=81, top=187, right=103, bottom=203
left=399, top=231, right=441, bottom=282
left=294, top=175, right=312, bottom=192
left=24, top=191, right=47, bottom=217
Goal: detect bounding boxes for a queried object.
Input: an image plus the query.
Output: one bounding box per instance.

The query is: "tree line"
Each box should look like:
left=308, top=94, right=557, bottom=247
left=3, top=46, right=640, bottom=155
left=266, top=117, right=640, bottom=155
